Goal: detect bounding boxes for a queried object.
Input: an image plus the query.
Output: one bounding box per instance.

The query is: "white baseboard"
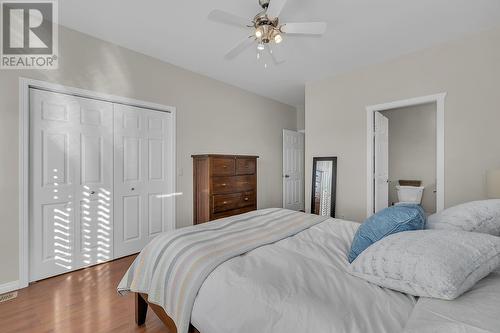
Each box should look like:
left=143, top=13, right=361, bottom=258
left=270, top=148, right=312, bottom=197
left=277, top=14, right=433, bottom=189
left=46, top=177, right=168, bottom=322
left=0, top=280, right=19, bottom=295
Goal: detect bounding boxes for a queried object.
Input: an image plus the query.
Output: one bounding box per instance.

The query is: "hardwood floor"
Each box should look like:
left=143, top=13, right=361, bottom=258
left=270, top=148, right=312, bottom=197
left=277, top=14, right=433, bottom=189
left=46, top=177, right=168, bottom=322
left=0, top=255, right=169, bottom=333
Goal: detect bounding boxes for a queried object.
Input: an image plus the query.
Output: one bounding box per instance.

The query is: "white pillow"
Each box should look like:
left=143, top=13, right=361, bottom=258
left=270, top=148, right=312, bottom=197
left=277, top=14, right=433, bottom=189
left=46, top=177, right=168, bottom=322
left=426, top=200, right=500, bottom=236
left=348, top=230, right=500, bottom=300
left=404, top=270, right=500, bottom=332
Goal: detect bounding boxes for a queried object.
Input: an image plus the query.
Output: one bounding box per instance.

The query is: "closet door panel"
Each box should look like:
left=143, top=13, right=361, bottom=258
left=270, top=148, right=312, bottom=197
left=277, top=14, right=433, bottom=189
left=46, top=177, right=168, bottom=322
left=41, top=202, right=74, bottom=265
left=113, top=105, right=143, bottom=257
left=114, top=104, right=174, bottom=258
left=123, top=195, right=141, bottom=241
left=80, top=135, right=103, bottom=183
left=148, top=193, right=164, bottom=236
left=30, top=90, right=79, bottom=281
left=30, top=89, right=113, bottom=281
left=143, top=110, right=174, bottom=239
left=148, top=139, right=164, bottom=181
left=123, top=137, right=141, bottom=182
left=74, top=97, right=114, bottom=266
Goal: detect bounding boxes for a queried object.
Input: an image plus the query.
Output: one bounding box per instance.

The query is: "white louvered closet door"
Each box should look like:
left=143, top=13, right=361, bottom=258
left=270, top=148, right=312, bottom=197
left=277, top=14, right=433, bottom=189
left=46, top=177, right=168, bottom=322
left=30, top=89, right=114, bottom=281
left=113, top=104, right=175, bottom=258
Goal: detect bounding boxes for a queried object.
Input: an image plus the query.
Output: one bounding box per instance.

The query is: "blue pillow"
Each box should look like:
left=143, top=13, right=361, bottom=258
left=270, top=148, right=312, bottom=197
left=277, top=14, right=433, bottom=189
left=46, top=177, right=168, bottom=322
left=348, top=204, right=426, bottom=263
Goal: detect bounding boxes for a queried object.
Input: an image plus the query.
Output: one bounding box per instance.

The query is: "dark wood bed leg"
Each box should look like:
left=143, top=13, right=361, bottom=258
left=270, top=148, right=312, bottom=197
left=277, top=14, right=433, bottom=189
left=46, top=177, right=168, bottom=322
left=135, top=293, right=148, bottom=326
left=135, top=292, right=199, bottom=333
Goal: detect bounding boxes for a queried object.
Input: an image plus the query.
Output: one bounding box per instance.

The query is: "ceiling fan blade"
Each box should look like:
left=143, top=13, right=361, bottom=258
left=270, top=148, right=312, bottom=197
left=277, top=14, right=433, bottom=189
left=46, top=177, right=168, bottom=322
left=266, top=44, right=285, bottom=65
left=225, top=37, right=255, bottom=60
left=281, top=22, right=327, bottom=35
left=266, top=0, right=288, bottom=19
left=208, top=9, right=250, bottom=28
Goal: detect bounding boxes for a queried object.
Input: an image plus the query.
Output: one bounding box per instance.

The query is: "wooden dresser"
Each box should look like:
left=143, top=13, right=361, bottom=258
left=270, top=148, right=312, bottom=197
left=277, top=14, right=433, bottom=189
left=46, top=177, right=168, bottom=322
left=192, top=154, right=259, bottom=224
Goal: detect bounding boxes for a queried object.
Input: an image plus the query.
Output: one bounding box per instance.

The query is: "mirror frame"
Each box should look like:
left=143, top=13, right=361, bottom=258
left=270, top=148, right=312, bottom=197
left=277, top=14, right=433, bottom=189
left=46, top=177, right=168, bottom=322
left=311, top=157, right=338, bottom=218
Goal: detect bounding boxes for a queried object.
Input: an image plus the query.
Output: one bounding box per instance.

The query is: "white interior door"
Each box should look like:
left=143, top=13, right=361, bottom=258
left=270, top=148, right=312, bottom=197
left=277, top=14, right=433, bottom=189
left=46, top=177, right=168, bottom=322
left=283, top=129, right=305, bottom=211
left=113, top=104, right=175, bottom=258
left=30, top=89, right=113, bottom=281
left=374, top=112, right=389, bottom=212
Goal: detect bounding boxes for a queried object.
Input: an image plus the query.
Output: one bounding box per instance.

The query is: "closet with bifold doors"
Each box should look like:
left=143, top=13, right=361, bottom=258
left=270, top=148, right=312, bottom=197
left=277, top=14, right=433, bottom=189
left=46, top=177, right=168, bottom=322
left=29, top=88, right=175, bottom=282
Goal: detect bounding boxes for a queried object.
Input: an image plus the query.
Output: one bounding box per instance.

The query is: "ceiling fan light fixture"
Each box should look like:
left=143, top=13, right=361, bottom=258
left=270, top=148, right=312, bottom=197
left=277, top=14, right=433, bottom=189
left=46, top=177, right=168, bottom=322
left=274, top=33, right=283, bottom=44
left=257, top=43, right=265, bottom=51
left=255, top=26, right=263, bottom=38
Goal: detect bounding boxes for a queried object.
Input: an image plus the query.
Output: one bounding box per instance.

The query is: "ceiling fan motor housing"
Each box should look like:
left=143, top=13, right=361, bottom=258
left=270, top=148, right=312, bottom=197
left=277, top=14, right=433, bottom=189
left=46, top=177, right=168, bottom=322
left=254, top=12, right=280, bottom=44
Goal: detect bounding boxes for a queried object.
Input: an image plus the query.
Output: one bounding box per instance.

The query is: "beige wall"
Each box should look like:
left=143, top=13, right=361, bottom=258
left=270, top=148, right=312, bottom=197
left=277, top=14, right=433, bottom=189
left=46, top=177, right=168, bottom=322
left=305, top=26, right=500, bottom=222
left=0, top=27, right=296, bottom=285
left=381, top=103, right=437, bottom=214
left=296, top=105, right=305, bottom=131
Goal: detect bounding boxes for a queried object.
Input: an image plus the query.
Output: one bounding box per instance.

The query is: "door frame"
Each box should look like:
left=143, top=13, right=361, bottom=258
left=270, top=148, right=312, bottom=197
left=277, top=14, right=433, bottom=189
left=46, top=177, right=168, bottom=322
left=366, top=93, right=446, bottom=218
left=19, top=78, right=176, bottom=289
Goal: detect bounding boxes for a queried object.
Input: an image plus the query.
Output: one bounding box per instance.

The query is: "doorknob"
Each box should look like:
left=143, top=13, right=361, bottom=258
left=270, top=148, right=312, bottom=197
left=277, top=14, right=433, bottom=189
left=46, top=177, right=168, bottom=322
left=131, top=187, right=135, bottom=191
left=90, top=191, right=95, bottom=195
left=284, top=175, right=290, bottom=178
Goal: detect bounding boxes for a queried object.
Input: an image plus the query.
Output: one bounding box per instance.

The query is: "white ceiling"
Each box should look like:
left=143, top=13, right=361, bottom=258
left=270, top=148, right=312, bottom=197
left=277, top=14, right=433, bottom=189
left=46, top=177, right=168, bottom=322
left=59, top=0, right=500, bottom=106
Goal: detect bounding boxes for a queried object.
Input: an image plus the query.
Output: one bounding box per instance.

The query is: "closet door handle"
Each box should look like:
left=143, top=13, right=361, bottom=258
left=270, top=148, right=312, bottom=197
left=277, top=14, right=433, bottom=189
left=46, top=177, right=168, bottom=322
left=90, top=191, right=95, bottom=195
left=131, top=187, right=135, bottom=191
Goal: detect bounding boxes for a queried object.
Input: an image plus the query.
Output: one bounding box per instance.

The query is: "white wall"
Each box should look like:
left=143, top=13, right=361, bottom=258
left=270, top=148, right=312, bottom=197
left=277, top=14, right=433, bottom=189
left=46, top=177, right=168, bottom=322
left=381, top=103, right=437, bottom=214
left=306, top=26, right=500, bottom=222
left=0, top=26, right=296, bottom=285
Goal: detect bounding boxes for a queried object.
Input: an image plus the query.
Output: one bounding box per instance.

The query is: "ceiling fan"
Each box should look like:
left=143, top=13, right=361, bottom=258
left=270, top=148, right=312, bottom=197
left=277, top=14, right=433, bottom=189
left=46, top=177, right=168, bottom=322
left=208, top=0, right=327, bottom=65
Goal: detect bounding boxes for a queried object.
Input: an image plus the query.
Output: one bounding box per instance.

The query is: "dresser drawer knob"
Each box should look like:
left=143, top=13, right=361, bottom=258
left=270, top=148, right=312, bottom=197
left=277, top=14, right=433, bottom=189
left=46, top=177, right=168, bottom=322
left=223, top=165, right=228, bottom=169
left=244, top=197, right=249, bottom=201
left=221, top=183, right=227, bottom=187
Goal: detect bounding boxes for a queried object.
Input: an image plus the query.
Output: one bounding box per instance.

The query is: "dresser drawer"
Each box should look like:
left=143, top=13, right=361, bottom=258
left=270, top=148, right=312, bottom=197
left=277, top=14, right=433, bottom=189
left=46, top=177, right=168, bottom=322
left=212, top=206, right=256, bottom=220
left=236, top=158, right=256, bottom=175
left=212, top=175, right=256, bottom=194
left=211, top=158, right=235, bottom=176
left=212, top=191, right=256, bottom=214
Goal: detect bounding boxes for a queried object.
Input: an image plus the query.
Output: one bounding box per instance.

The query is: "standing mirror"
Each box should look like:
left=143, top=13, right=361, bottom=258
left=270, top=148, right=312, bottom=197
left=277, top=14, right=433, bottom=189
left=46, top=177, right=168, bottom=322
left=311, top=157, right=337, bottom=217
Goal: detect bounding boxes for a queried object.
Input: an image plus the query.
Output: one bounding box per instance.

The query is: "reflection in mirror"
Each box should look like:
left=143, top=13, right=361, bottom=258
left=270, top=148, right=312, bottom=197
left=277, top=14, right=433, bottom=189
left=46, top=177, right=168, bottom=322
left=311, top=157, right=337, bottom=217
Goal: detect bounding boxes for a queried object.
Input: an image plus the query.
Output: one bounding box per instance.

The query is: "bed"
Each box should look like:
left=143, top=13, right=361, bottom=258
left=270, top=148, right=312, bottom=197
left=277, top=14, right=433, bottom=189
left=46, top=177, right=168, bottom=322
left=118, top=208, right=500, bottom=333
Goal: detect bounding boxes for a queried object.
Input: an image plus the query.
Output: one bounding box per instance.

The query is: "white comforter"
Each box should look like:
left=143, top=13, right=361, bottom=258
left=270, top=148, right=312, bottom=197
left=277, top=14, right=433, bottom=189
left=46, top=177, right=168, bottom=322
left=191, top=218, right=417, bottom=333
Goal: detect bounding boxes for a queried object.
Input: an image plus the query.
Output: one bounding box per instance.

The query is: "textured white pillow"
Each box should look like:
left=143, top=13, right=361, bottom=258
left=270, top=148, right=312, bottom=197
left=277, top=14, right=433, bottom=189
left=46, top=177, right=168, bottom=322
left=349, top=230, right=500, bottom=300
left=426, top=199, right=500, bottom=236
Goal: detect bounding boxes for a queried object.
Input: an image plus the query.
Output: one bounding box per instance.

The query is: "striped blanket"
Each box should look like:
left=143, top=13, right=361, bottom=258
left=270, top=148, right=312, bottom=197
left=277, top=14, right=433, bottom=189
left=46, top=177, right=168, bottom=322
left=117, top=208, right=329, bottom=333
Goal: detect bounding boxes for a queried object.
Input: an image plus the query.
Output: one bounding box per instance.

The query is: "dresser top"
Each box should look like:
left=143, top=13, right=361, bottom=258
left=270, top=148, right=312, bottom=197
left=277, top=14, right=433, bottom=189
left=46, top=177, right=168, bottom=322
left=191, top=154, right=259, bottom=159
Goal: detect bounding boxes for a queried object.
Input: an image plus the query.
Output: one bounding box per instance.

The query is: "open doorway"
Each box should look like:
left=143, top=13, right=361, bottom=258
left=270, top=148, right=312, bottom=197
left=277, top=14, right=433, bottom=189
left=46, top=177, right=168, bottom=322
left=366, top=94, right=445, bottom=217
left=380, top=103, right=436, bottom=214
